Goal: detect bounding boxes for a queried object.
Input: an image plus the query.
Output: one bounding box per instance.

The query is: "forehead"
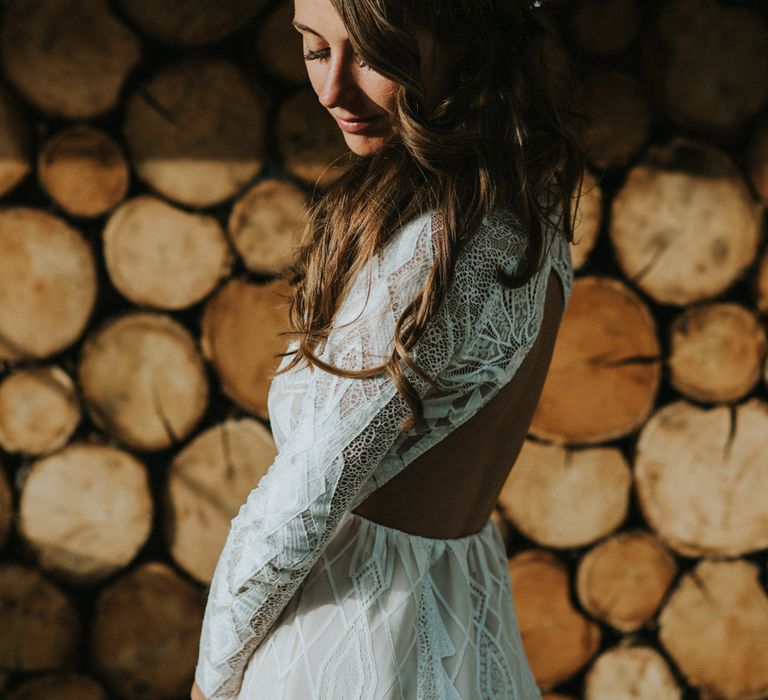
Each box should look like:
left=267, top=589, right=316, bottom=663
left=292, top=0, right=348, bottom=39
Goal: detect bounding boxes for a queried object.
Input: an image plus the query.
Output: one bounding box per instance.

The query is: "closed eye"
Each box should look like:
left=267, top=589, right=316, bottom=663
left=303, top=48, right=370, bottom=69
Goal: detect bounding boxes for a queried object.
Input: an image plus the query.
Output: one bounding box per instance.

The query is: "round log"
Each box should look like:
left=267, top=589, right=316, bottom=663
left=642, top=0, right=768, bottom=138
left=584, top=645, right=681, bottom=700
left=568, top=0, right=642, bottom=57
left=0, top=82, right=32, bottom=197
left=635, top=398, right=768, bottom=557
left=576, top=530, right=677, bottom=632
left=498, top=440, right=631, bottom=548
left=165, top=418, right=277, bottom=584
left=571, top=168, right=602, bottom=270
left=103, top=195, right=234, bottom=310
left=508, top=549, right=601, bottom=690
left=0, top=365, right=81, bottom=456
left=0, top=0, right=140, bottom=119
left=530, top=276, right=662, bottom=444
left=6, top=673, right=108, bottom=700
left=610, top=137, right=762, bottom=306
left=89, top=561, right=205, bottom=700
left=667, top=302, right=767, bottom=403
left=123, top=57, right=268, bottom=208
left=0, top=562, right=81, bottom=672
left=746, top=117, right=768, bottom=204
left=256, top=0, right=309, bottom=85
left=0, top=207, right=98, bottom=362
left=201, top=277, right=292, bottom=419
left=38, top=124, right=129, bottom=218
left=658, top=559, right=768, bottom=699
left=0, top=463, right=11, bottom=549
left=228, top=178, right=308, bottom=275
left=78, top=312, right=209, bottom=451
left=278, top=88, right=352, bottom=188
left=580, top=70, right=651, bottom=170
left=116, top=0, right=270, bottom=46
left=18, top=443, right=153, bottom=583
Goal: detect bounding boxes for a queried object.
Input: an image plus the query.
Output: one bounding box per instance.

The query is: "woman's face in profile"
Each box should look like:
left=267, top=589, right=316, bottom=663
left=292, top=0, right=460, bottom=157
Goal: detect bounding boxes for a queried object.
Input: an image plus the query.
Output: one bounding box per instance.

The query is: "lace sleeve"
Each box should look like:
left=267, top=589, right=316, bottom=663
left=194, top=211, right=490, bottom=699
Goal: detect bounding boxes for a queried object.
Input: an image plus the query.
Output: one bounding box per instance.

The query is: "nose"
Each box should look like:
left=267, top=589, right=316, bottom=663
left=318, top=57, right=356, bottom=109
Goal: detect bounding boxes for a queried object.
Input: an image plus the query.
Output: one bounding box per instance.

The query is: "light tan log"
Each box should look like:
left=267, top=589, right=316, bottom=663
left=498, top=440, right=631, bottom=548
left=38, top=125, right=129, bottom=218
left=757, top=249, right=768, bottom=314
left=746, top=118, right=768, bottom=203
left=508, top=550, right=601, bottom=690
left=0, top=365, right=81, bottom=456
left=0, top=0, right=140, bottom=119
left=165, top=418, right=277, bottom=584
left=6, top=673, right=108, bottom=700
left=0, top=208, right=98, bottom=361
left=79, top=312, right=209, bottom=451
left=667, top=302, right=767, bottom=403
left=635, top=399, right=768, bottom=557
left=580, top=70, right=651, bottom=170
left=576, top=530, right=677, bottom=632
left=0, top=562, right=81, bottom=671
left=642, top=0, right=768, bottom=137
left=17, top=443, right=152, bottom=583
left=659, top=559, right=768, bottom=699
left=278, top=88, right=352, bottom=187
left=257, top=0, right=309, bottom=85
left=610, top=137, right=762, bottom=306
left=571, top=168, right=602, bottom=270
left=543, top=696, right=576, bottom=700
left=116, top=0, right=270, bottom=46
left=0, top=83, right=32, bottom=197
left=90, top=561, right=205, bottom=700
left=201, top=277, right=292, bottom=419
left=228, top=179, right=308, bottom=275
left=123, top=57, right=268, bottom=207
left=568, top=0, right=641, bottom=57
left=0, top=463, right=11, bottom=549
left=530, top=276, right=661, bottom=444
left=103, top=195, right=234, bottom=310
left=584, top=645, right=681, bottom=700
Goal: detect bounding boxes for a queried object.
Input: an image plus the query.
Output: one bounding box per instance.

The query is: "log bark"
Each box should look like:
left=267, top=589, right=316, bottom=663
left=610, top=137, right=762, bottom=306
left=78, top=313, right=209, bottom=451
left=89, top=562, right=206, bottom=700
left=123, top=57, right=268, bottom=207
left=576, top=530, right=677, bottom=632
left=278, top=88, right=353, bottom=187
left=0, top=208, right=97, bottom=362
left=165, top=418, right=277, bottom=584
left=658, top=559, right=768, bottom=699
left=0, top=562, right=81, bottom=672
left=228, top=178, right=308, bottom=275
left=667, top=302, right=767, bottom=403
left=507, top=549, right=601, bottom=690
left=38, top=125, right=129, bottom=219
left=584, top=645, right=681, bottom=700
left=201, top=277, right=293, bottom=419
left=635, top=399, right=768, bottom=556
left=530, top=276, right=662, bottom=444
left=103, top=195, right=234, bottom=310
left=17, top=443, right=152, bottom=583
left=0, top=0, right=140, bottom=119
left=498, top=440, right=631, bottom=548
left=0, top=365, right=80, bottom=456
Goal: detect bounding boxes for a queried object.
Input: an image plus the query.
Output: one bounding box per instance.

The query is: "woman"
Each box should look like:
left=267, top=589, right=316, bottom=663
left=194, top=0, right=585, bottom=697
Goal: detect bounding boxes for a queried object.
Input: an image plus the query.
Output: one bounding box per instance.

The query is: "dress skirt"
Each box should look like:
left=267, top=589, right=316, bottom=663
left=236, top=509, right=542, bottom=699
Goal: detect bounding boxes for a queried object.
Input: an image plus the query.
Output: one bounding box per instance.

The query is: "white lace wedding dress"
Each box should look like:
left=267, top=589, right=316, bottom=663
left=195, top=206, right=574, bottom=699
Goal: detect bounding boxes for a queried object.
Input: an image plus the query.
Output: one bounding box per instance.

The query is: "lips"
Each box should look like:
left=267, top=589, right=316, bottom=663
left=334, top=114, right=382, bottom=134
left=338, top=115, right=376, bottom=122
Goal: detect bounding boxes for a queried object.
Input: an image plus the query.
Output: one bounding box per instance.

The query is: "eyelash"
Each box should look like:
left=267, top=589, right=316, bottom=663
left=302, top=48, right=370, bottom=69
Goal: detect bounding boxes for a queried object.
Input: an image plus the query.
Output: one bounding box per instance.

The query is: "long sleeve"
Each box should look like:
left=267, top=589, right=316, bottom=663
left=194, top=211, right=473, bottom=699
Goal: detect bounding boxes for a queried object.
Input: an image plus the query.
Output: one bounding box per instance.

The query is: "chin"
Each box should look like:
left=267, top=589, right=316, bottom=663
left=343, top=133, right=389, bottom=157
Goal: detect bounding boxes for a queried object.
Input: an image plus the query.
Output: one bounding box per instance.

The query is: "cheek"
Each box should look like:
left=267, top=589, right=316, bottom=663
left=361, top=74, right=398, bottom=113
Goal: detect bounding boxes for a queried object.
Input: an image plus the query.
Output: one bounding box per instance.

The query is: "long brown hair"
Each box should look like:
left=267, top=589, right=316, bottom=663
left=277, top=0, right=587, bottom=431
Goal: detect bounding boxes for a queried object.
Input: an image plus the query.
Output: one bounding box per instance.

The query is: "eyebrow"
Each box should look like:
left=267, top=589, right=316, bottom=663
left=291, top=20, right=322, bottom=37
